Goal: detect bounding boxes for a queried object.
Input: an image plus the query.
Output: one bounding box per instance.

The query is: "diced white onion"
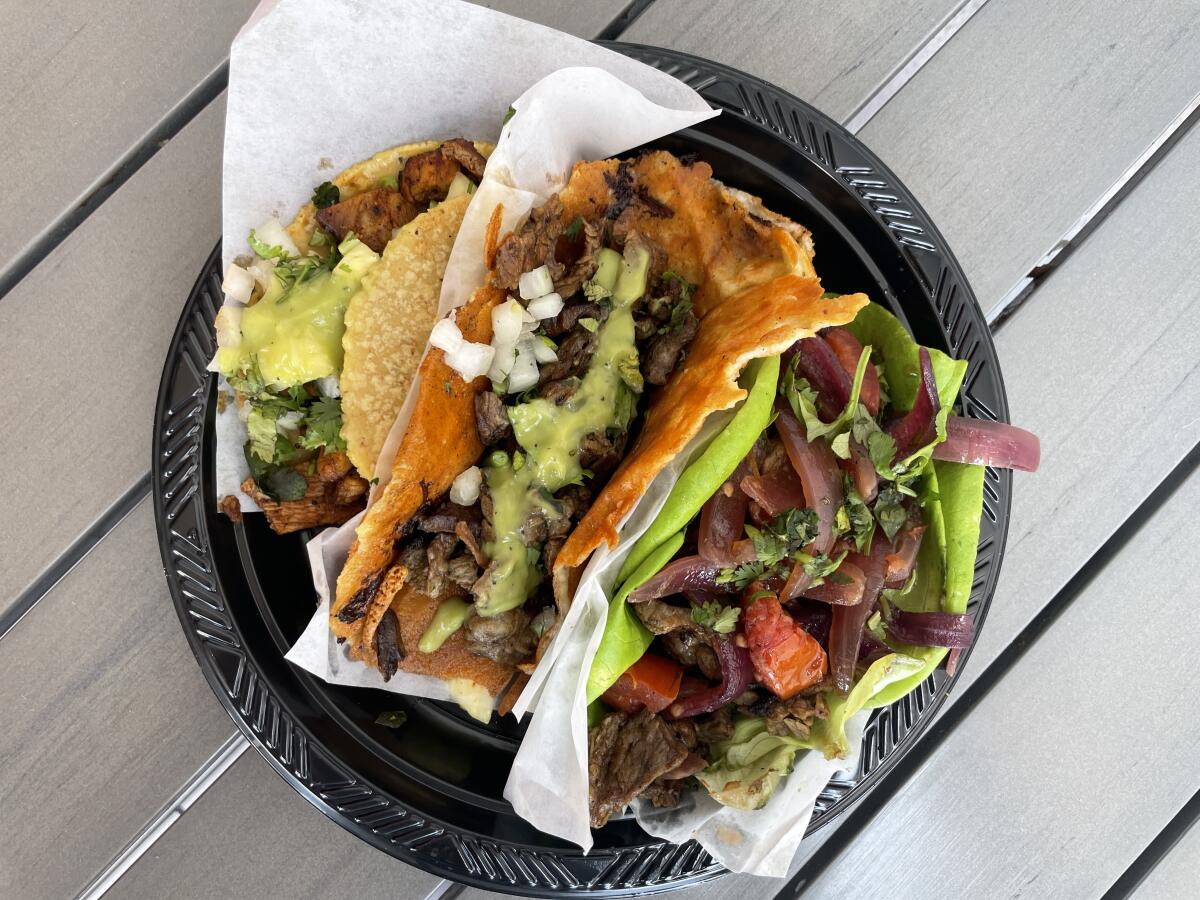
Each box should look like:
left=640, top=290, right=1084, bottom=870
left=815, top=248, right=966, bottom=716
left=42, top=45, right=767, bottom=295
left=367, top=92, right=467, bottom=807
left=247, top=258, right=275, bottom=290
left=316, top=375, right=340, bottom=398
left=531, top=338, right=558, bottom=364
left=487, top=342, right=517, bottom=382
left=221, top=263, right=254, bottom=305
left=518, top=265, right=555, bottom=300
left=491, top=299, right=526, bottom=345
left=214, top=306, right=243, bottom=348
left=527, top=292, right=563, bottom=320
left=449, top=465, right=483, bottom=505
left=445, top=341, right=495, bottom=381
left=506, top=338, right=539, bottom=393
left=276, top=410, right=304, bottom=434
left=253, top=217, right=300, bottom=258
left=445, top=172, right=475, bottom=200
left=429, top=317, right=465, bottom=354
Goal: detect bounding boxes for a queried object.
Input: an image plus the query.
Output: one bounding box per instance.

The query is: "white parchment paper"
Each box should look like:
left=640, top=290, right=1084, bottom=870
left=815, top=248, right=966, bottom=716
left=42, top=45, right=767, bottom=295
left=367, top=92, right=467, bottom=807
left=213, top=0, right=715, bottom=508
left=225, top=0, right=873, bottom=878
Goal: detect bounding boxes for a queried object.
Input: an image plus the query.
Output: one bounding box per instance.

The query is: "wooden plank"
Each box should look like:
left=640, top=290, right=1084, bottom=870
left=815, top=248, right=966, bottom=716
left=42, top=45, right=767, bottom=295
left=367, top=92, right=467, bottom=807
left=622, top=0, right=963, bottom=123
left=105, top=751, right=444, bottom=900
left=0, top=500, right=237, bottom=900
left=858, top=0, right=1200, bottom=314
left=1132, top=824, right=1200, bottom=899
left=0, top=98, right=225, bottom=615
left=800, top=466, right=1200, bottom=899
left=0, top=0, right=255, bottom=273
left=0, top=0, right=626, bottom=280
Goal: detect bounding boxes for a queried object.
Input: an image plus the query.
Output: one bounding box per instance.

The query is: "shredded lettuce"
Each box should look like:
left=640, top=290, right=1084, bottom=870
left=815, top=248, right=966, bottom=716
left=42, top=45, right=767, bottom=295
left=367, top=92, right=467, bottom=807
left=804, top=652, right=926, bottom=757
left=698, top=716, right=808, bottom=810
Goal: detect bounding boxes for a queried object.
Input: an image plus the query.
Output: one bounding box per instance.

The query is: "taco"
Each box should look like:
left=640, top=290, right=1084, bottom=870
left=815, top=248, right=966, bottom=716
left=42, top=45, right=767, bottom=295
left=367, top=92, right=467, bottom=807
left=210, top=139, right=491, bottom=531
left=330, top=150, right=869, bottom=717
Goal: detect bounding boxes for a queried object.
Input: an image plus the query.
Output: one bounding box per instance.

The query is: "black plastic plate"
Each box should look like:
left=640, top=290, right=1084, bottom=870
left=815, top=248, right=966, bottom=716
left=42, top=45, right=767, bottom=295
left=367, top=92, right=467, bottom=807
left=153, top=44, right=1011, bottom=897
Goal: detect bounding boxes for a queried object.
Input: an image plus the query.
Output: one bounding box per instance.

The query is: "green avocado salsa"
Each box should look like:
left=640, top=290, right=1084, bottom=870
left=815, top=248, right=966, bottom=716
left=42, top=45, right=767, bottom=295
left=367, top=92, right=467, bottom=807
left=217, top=234, right=379, bottom=501
left=468, top=244, right=649, bottom=619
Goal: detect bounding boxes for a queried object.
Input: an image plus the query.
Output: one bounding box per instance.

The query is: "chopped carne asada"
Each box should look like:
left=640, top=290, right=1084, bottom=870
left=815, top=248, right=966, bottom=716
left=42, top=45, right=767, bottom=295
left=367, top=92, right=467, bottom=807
left=383, top=170, right=699, bottom=680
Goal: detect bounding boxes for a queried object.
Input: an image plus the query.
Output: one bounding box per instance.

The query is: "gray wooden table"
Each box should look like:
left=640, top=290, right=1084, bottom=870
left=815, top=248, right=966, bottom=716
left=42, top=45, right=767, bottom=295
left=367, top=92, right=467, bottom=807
left=3, top=1, right=1198, bottom=898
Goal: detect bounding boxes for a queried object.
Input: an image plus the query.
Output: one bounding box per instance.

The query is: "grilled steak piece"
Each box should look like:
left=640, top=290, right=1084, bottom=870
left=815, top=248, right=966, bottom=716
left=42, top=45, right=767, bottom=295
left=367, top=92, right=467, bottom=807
left=464, top=608, right=537, bottom=665
left=642, top=307, right=699, bottom=386
left=662, top=629, right=721, bottom=681
left=491, top=195, right=566, bottom=290
left=475, top=391, right=511, bottom=446
left=588, top=709, right=689, bottom=828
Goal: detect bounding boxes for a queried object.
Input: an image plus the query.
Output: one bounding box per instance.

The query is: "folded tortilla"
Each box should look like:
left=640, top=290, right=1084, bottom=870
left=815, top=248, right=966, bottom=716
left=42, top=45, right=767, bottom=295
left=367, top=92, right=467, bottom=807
left=330, top=150, right=866, bottom=704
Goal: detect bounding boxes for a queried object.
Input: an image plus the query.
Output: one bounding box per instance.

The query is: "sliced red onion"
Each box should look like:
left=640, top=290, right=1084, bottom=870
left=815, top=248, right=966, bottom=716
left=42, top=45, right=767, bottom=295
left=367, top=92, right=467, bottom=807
left=699, top=458, right=752, bottom=566
left=827, top=539, right=890, bottom=693
left=789, top=601, right=832, bottom=647
left=946, top=647, right=963, bottom=677
left=792, top=337, right=852, bottom=421
left=740, top=467, right=807, bottom=517
left=887, top=347, right=939, bottom=457
left=628, top=556, right=734, bottom=601
left=800, top=561, right=866, bottom=606
left=884, top=523, right=926, bottom=586
left=665, top=636, right=755, bottom=719
left=886, top=610, right=975, bottom=648
left=932, top=416, right=1041, bottom=472
left=776, top=406, right=843, bottom=559
left=840, top=438, right=879, bottom=503
left=823, top=327, right=880, bottom=416
left=858, top=628, right=891, bottom=666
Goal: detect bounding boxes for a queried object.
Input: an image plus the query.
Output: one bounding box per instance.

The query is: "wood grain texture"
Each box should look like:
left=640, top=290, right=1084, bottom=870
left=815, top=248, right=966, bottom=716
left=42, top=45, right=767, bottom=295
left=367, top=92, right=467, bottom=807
left=0, top=99, right=225, bottom=616
left=0, top=500, right=236, bottom=900
left=0, top=0, right=256, bottom=273
left=859, top=0, right=1200, bottom=314
left=622, top=0, right=963, bottom=123
left=1132, top=822, right=1200, bottom=899
left=105, top=751, right=444, bottom=900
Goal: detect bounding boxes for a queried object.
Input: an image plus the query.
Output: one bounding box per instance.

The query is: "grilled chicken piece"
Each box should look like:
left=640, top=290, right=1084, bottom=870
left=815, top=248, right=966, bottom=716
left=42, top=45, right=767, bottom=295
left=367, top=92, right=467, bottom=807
left=315, top=187, right=419, bottom=252
left=240, top=468, right=365, bottom=534
left=400, top=138, right=487, bottom=204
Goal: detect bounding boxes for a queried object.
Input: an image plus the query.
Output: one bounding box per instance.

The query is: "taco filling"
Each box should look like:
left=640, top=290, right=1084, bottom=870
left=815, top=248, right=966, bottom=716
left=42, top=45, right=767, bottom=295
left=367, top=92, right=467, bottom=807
left=211, top=139, right=488, bottom=532
left=583, top=302, right=1040, bottom=827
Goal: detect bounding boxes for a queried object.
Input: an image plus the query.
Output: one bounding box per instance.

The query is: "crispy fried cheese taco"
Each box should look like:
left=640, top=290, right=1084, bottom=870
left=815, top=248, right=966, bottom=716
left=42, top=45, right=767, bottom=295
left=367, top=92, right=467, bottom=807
left=330, top=150, right=868, bottom=717
left=211, top=139, right=491, bottom=531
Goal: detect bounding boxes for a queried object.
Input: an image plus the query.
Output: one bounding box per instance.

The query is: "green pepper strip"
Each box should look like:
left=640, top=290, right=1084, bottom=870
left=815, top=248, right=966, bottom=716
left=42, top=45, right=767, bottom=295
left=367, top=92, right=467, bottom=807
left=616, top=354, right=781, bottom=584
left=585, top=531, right=685, bottom=703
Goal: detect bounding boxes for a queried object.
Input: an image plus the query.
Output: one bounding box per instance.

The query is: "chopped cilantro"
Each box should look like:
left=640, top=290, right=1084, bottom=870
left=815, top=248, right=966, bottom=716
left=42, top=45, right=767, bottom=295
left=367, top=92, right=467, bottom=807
left=311, top=181, right=340, bottom=209
left=843, top=478, right=876, bottom=553
left=691, top=601, right=740, bottom=634
left=503, top=105, right=516, bottom=125
left=377, top=173, right=399, bottom=190
left=247, top=229, right=290, bottom=261
left=265, top=467, right=307, bottom=501
left=830, top=431, right=851, bottom=459
left=564, top=215, right=584, bottom=241
left=582, top=281, right=611, bottom=304
left=717, top=509, right=819, bottom=589
left=299, top=395, right=345, bottom=453
left=800, top=549, right=847, bottom=579
left=873, top=484, right=908, bottom=541
left=374, top=710, right=408, bottom=728
left=578, top=316, right=600, bottom=333
left=661, top=270, right=697, bottom=303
